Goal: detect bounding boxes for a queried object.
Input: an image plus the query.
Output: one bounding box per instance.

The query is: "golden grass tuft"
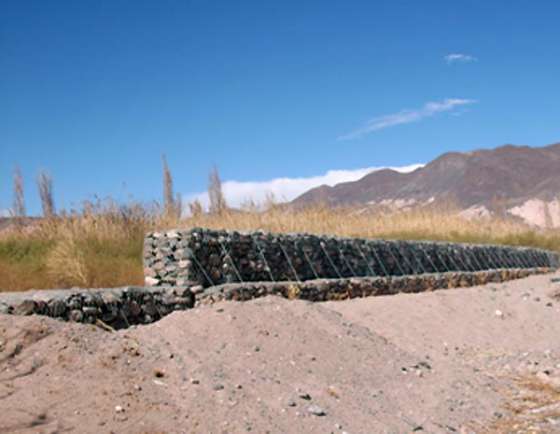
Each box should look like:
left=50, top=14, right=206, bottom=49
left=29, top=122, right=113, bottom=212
left=1, top=200, right=559, bottom=292
left=483, top=374, right=560, bottom=433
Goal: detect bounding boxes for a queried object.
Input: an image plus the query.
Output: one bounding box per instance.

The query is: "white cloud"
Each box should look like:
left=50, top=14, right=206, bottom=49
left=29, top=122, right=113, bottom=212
left=444, top=53, right=477, bottom=64
left=338, top=98, right=477, bottom=140
left=184, top=163, right=423, bottom=210
left=0, top=209, right=11, bottom=217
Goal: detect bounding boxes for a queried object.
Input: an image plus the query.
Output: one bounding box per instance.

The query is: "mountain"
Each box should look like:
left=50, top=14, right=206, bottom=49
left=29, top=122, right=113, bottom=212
left=292, top=143, right=560, bottom=227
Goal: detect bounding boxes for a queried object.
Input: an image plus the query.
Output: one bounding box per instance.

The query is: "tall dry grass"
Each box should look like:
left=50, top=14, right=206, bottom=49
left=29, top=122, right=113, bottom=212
left=1, top=200, right=559, bottom=292
left=187, top=204, right=560, bottom=251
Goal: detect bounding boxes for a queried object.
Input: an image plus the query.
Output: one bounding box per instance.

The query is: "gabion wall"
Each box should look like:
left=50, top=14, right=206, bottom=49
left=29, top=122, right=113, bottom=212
left=0, top=286, right=194, bottom=329
left=2, top=268, right=550, bottom=329
left=143, top=228, right=559, bottom=287
left=197, top=268, right=550, bottom=304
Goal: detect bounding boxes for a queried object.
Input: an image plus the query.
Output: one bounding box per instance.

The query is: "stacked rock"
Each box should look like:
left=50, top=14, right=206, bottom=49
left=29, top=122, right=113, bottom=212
left=0, top=286, right=194, bottom=329
left=196, top=268, right=547, bottom=304
left=143, top=228, right=559, bottom=287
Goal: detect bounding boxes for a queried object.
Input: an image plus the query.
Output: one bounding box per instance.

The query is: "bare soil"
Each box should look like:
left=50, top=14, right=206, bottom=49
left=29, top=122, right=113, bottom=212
left=2, top=273, right=560, bottom=433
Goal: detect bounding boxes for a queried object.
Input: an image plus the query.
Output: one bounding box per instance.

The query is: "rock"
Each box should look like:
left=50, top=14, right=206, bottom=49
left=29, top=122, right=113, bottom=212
left=213, top=384, right=224, bottom=391
left=191, top=285, right=204, bottom=294
left=82, top=306, right=98, bottom=316
left=298, top=392, right=312, bottom=400
left=14, top=300, right=36, bottom=315
left=145, top=276, right=159, bottom=286
left=69, top=309, right=83, bottom=322
left=115, top=405, right=124, bottom=413
left=48, top=298, right=67, bottom=317
left=307, top=405, right=327, bottom=416
left=167, top=230, right=179, bottom=239
left=178, top=260, right=191, bottom=269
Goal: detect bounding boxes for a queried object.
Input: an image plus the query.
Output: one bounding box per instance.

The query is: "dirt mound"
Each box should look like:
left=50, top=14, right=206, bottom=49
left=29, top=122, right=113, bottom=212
left=2, top=272, right=560, bottom=433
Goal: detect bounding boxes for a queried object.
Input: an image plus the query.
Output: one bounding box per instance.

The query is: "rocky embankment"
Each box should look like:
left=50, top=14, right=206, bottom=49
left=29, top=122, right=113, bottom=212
left=1, top=272, right=560, bottom=433
left=143, top=229, right=557, bottom=287
left=0, top=286, right=194, bottom=329
left=0, top=268, right=553, bottom=329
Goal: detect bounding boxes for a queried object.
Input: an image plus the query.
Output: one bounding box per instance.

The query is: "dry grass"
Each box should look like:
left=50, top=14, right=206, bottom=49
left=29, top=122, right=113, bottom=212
left=1, top=201, right=559, bottom=292
left=187, top=204, right=560, bottom=249
left=484, top=374, right=560, bottom=433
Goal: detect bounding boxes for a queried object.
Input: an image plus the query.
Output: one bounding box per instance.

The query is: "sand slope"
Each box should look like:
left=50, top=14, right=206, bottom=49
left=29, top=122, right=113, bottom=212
left=2, top=273, right=560, bottom=433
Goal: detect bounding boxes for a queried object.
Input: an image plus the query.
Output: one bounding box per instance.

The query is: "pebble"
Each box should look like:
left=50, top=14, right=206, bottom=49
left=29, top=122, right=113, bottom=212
left=307, top=405, right=327, bottom=416
left=213, top=384, right=225, bottom=391
left=115, top=405, right=124, bottom=413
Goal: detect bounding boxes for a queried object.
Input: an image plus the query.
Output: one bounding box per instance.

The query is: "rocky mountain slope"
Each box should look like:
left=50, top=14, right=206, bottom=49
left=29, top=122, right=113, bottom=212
left=293, top=143, right=560, bottom=227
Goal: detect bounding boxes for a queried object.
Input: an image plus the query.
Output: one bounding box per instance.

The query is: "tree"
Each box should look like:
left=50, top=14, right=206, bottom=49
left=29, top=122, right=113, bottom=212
left=12, top=166, right=25, bottom=218
left=37, top=170, right=55, bottom=217
left=208, top=165, right=227, bottom=214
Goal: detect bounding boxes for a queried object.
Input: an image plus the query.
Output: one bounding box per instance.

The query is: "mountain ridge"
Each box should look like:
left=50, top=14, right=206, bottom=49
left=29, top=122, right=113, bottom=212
left=293, top=142, right=560, bottom=227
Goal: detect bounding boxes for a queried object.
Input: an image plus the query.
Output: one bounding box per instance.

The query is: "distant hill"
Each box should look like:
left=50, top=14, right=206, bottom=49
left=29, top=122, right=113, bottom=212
left=292, top=143, right=560, bottom=227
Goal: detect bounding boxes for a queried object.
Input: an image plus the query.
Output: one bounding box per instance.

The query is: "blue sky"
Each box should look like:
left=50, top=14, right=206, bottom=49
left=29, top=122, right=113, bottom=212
left=2, top=0, right=560, bottom=214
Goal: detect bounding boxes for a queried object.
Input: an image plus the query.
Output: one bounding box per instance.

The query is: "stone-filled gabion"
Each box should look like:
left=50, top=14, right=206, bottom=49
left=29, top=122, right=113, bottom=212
left=143, top=228, right=559, bottom=287
left=0, top=286, right=194, bottom=329
left=1, top=268, right=552, bottom=328
left=196, top=268, right=550, bottom=304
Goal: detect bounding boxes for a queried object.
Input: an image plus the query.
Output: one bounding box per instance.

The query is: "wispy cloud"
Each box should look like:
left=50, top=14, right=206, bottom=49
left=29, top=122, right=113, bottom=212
left=338, top=98, right=477, bottom=141
left=184, top=163, right=423, bottom=211
left=444, top=53, right=477, bottom=64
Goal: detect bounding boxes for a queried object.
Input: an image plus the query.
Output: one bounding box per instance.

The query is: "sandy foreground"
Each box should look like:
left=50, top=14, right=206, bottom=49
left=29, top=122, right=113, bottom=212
left=1, top=273, right=560, bottom=434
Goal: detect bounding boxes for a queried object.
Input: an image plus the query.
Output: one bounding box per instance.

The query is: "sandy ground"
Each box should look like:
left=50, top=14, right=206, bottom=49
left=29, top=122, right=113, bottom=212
left=2, top=273, right=560, bottom=434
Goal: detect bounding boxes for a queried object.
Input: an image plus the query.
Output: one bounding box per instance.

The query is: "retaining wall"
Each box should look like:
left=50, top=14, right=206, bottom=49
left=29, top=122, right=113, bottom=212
left=0, top=268, right=553, bottom=329
left=143, top=228, right=559, bottom=287
left=3, top=229, right=556, bottom=329
left=196, top=268, right=551, bottom=304
left=0, top=286, right=194, bottom=329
